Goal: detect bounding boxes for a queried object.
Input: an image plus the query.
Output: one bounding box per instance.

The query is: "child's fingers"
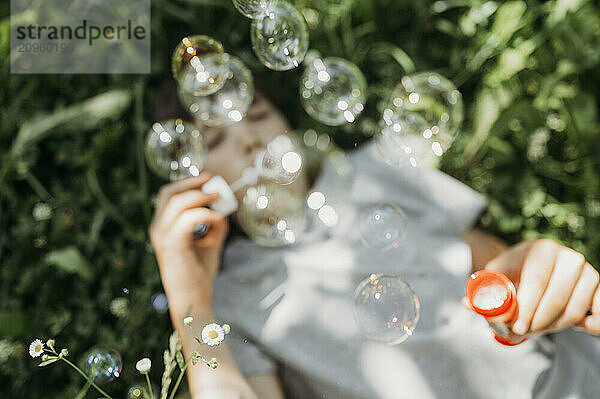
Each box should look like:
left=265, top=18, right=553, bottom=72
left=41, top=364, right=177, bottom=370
left=528, top=248, right=586, bottom=332
left=461, top=297, right=474, bottom=312
left=156, top=173, right=212, bottom=214
left=168, top=207, right=227, bottom=246
left=543, top=263, right=598, bottom=332
left=158, top=190, right=220, bottom=232
left=511, top=240, right=558, bottom=335
left=574, top=315, right=600, bottom=335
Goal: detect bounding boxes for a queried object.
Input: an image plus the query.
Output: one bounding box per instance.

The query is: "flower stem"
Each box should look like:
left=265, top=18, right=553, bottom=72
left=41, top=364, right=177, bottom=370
left=145, top=373, right=154, bottom=399
left=61, top=358, right=113, bottom=399
left=168, top=359, right=190, bottom=399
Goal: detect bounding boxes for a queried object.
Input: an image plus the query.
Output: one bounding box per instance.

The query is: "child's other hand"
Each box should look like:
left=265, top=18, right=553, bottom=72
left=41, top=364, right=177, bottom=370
left=485, top=239, right=600, bottom=336
left=149, top=174, right=229, bottom=310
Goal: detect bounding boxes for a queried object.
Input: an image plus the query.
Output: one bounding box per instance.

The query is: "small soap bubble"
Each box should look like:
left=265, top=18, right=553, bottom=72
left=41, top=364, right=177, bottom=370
left=300, top=57, right=367, bottom=126
left=256, top=135, right=303, bottom=185
left=171, top=35, right=225, bottom=85
left=251, top=1, right=309, bottom=71
left=145, top=119, right=207, bottom=181
left=353, top=274, right=420, bottom=345
left=377, top=72, right=463, bottom=167
left=179, top=55, right=254, bottom=127
left=359, top=203, right=407, bottom=251
left=238, top=183, right=308, bottom=247
left=232, top=0, right=273, bottom=19
left=150, top=292, right=169, bottom=314
left=84, top=348, right=123, bottom=384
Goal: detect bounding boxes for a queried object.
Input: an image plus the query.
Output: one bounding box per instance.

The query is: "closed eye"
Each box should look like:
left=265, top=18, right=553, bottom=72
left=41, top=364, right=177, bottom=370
left=245, top=110, right=270, bottom=122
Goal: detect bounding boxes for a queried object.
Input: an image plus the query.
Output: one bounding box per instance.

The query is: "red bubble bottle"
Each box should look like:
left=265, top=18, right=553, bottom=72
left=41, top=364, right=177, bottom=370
left=465, top=270, right=527, bottom=346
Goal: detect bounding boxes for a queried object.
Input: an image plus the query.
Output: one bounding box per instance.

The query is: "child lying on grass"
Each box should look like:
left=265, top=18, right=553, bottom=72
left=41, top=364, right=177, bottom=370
left=150, top=93, right=600, bottom=399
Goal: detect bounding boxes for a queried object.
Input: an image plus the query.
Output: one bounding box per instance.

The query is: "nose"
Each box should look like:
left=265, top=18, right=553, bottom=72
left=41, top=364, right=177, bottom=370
left=231, top=126, right=264, bottom=158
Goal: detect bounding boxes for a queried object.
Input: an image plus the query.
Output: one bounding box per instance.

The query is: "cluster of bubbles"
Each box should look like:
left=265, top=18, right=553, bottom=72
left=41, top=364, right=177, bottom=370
left=84, top=348, right=123, bottom=384
left=375, top=72, right=464, bottom=168
left=353, top=274, right=420, bottom=345
left=300, top=57, right=367, bottom=126
left=173, top=35, right=254, bottom=127
left=145, top=119, right=207, bottom=181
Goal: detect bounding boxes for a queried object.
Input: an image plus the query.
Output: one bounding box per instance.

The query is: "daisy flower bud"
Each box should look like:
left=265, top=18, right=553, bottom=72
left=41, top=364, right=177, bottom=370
left=46, top=339, right=55, bottom=349
left=222, top=324, right=231, bottom=334
left=60, top=349, right=69, bottom=358
left=183, top=317, right=194, bottom=326
left=42, top=354, right=49, bottom=361
left=136, top=358, right=152, bottom=374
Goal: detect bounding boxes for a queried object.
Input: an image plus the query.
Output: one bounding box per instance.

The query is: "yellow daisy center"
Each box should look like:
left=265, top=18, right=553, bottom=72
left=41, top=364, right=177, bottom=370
left=35, top=344, right=42, bottom=352
left=208, top=330, right=219, bottom=339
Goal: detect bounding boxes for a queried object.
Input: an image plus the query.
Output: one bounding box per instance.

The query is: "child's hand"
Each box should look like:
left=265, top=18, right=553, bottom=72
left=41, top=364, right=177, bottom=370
left=486, top=239, right=600, bottom=336
left=149, top=174, right=229, bottom=310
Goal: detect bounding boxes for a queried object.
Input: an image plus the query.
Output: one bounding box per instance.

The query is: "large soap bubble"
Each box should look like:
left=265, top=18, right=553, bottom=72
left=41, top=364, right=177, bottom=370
left=300, top=57, right=367, bottom=126
left=376, top=72, right=463, bottom=167
left=233, top=0, right=273, bottom=19
left=354, top=274, right=420, bottom=345
left=171, top=36, right=226, bottom=96
left=84, top=348, right=123, bottom=384
left=237, top=182, right=308, bottom=247
left=179, top=55, right=254, bottom=127
left=251, top=1, right=309, bottom=71
left=359, top=203, right=407, bottom=250
left=256, top=135, right=303, bottom=185
left=145, top=119, right=207, bottom=181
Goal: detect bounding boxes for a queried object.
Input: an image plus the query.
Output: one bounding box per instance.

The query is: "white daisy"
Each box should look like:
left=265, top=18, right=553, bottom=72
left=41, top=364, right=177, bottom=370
left=201, top=324, right=225, bottom=346
left=29, top=339, right=44, bottom=358
left=136, top=358, right=152, bottom=374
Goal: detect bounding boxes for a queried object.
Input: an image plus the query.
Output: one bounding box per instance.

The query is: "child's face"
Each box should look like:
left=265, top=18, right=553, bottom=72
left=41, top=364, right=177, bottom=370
left=201, top=93, right=291, bottom=194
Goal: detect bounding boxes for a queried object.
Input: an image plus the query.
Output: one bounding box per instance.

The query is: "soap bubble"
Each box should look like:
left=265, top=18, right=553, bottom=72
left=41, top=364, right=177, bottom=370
left=171, top=35, right=225, bottom=86
left=179, top=55, right=254, bottom=127
left=377, top=72, right=463, bottom=166
left=251, top=1, right=309, bottom=71
left=300, top=57, right=367, bottom=126
left=354, top=274, right=420, bottom=345
left=150, top=292, right=169, bottom=313
left=256, top=135, right=303, bottom=185
left=233, top=0, right=273, bottom=18
left=145, top=119, right=207, bottom=181
left=85, top=348, right=122, bottom=384
left=237, top=183, right=308, bottom=247
left=177, top=53, right=230, bottom=97
left=359, top=203, right=407, bottom=250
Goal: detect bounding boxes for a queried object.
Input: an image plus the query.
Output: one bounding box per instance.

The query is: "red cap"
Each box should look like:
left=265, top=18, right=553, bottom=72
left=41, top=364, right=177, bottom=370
left=465, top=270, right=516, bottom=318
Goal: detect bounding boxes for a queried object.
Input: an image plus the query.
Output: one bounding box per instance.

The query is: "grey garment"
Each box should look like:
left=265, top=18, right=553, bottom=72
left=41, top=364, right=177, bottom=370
left=212, top=143, right=594, bottom=398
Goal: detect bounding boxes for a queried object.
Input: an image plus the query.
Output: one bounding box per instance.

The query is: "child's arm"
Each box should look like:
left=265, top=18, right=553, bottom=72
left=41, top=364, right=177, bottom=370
left=150, top=174, right=285, bottom=399
left=464, top=229, right=600, bottom=337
